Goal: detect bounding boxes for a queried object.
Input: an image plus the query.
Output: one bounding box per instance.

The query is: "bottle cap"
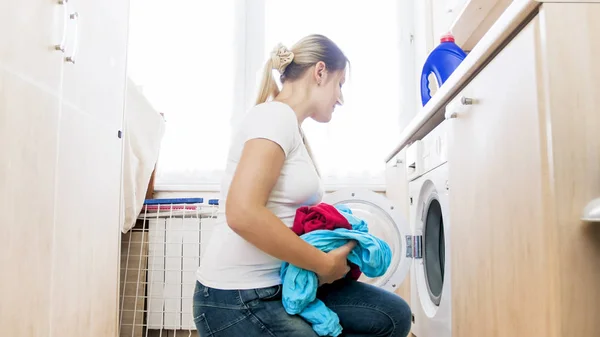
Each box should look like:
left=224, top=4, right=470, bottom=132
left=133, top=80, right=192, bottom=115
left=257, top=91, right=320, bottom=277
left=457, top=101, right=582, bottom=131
left=440, top=33, right=455, bottom=43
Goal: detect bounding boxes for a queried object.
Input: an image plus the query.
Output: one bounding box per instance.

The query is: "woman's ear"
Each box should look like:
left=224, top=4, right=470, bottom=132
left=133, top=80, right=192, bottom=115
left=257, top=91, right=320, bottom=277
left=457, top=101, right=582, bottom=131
left=314, top=61, right=327, bottom=84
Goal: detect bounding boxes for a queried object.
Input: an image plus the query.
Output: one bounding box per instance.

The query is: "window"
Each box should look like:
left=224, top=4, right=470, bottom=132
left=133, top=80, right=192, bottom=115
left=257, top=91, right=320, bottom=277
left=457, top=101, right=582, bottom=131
left=127, top=0, right=237, bottom=190
left=264, top=0, right=402, bottom=190
left=127, top=0, right=402, bottom=191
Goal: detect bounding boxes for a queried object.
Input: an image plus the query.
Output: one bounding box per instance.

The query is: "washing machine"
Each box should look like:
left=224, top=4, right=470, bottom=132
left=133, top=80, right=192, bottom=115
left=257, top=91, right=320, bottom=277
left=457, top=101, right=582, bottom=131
left=408, top=120, right=451, bottom=337
left=323, top=121, right=450, bottom=337
left=321, top=122, right=448, bottom=325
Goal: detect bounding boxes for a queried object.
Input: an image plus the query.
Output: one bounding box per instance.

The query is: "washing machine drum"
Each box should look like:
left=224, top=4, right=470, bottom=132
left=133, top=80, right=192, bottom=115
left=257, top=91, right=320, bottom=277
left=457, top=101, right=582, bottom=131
left=324, top=189, right=412, bottom=292
left=423, top=198, right=445, bottom=305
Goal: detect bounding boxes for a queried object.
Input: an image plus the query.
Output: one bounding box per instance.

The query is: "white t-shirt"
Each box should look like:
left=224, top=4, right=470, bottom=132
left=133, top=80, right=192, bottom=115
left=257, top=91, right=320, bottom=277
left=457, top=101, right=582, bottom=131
left=196, top=101, right=324, bottom=290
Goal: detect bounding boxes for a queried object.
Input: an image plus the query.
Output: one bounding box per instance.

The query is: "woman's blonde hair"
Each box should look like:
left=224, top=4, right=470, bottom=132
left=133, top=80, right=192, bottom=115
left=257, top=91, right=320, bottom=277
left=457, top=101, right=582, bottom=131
left=255, top=34, right=349, bottom=105
left=255, top=35, right=347, bottom=177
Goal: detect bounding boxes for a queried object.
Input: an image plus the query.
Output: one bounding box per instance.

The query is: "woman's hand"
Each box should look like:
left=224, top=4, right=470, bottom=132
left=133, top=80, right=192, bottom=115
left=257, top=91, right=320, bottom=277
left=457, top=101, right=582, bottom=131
left=316, top=241, right=357, bottom=285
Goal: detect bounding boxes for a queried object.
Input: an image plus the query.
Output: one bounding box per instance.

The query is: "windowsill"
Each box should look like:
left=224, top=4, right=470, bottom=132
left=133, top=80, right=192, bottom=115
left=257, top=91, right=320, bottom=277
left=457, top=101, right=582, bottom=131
left=154, top=183, right=387, bottom=194
left=154, top=183, right=223, bottom=193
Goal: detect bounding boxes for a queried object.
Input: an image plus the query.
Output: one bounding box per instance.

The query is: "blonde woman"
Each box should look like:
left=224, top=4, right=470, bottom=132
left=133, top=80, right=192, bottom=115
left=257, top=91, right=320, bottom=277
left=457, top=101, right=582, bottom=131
left=195, top=34, right=411, bottom=337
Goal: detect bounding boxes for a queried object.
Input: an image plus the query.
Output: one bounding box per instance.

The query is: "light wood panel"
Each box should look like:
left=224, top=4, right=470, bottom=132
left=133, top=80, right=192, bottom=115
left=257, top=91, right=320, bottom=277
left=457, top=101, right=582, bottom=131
left=538, top=3, right=600, bottom=336
left=0, top=0, right=64, bottom=90
left=61, top=0, right=130, bottom=130
left=449, top=16, right=558, bottom=337
left=0, top=6, right=64, bottom=335
left=0, top=67, right=60, bottom=337
left=48, top=0, right=130, bottom=335
left=458, top=0, right=514, bottom=51
left=50, top=107, right=123, bottom=337
left=450, top=0, right=514, bottom=51
left=538, top=0, right=600, bottom=2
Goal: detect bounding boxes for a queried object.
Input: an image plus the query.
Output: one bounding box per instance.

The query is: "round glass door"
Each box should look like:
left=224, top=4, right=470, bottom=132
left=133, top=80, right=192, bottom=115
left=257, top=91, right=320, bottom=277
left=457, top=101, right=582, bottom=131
left=423, top=197, right=445, bottom=306
left=324, top=189, right=411, bottom=293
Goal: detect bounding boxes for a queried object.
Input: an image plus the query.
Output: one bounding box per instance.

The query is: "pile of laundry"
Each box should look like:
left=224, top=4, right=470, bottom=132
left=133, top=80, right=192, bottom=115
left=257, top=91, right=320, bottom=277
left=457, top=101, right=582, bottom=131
left=280, top=203, right=392, bottom=337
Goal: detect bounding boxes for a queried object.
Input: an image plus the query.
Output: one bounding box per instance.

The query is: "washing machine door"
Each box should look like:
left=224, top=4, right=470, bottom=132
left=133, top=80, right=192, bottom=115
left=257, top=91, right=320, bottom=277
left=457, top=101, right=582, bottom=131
left=324, top=188, right=411, bottom=293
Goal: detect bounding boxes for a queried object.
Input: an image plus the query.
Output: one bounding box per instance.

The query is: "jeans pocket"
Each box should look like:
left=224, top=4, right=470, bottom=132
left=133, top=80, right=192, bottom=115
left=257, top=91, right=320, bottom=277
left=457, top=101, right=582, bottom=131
left=194, top=312, right=213, bottom=337
left=193, top=281, right=204, bottom=296
left=255, top=284, right=282, bottom=301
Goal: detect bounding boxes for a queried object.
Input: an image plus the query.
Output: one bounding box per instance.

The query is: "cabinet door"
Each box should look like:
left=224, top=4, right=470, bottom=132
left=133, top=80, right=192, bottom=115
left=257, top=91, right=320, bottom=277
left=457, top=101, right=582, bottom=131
left=50, top=107, right=123, bottom=336
left=0, top=0, right=64, bottom=335
left=0, top=0, right=65, bottom=89
left=539, top=4, right=600, bottom=336
left=49, top=0, right=130, bottom=335
left=60, top=0, right=130, bottom=130
left=448, top=16, right=555, bottom=336
left=0, top=71, right=61, bottom=337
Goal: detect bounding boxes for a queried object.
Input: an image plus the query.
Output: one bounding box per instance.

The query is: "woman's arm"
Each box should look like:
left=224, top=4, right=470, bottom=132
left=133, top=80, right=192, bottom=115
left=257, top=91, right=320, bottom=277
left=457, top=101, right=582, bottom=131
left=226, top=138, right=353, bottom=282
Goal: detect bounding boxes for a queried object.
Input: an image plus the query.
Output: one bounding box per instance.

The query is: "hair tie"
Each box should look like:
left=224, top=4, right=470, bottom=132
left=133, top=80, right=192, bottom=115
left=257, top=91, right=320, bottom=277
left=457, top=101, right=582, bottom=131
left=271, top=43, right=294, bottom=74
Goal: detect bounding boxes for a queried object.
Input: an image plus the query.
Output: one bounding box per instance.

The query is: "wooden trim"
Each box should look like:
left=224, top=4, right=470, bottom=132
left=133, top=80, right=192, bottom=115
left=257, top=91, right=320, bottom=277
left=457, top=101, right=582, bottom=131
left=450, top=0, right=513, bottom=51
left=537, top=0, right=600, bottom=2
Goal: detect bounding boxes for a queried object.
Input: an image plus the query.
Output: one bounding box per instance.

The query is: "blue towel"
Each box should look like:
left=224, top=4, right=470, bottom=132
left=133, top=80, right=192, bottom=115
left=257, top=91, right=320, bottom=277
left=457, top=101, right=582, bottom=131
left=335, top=204, right=369, bottom=233
left=280, top=206, right=392, bottom=336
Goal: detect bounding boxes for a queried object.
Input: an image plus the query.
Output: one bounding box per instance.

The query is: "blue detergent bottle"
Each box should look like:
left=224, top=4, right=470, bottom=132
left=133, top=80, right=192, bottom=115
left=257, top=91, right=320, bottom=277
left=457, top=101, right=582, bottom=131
left=420, top=33, right=467, bottom=106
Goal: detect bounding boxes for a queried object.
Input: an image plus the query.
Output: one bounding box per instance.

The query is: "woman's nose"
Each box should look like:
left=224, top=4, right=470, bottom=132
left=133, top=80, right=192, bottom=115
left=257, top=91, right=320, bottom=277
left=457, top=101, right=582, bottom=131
left=337, top=91, right=344, bottom=106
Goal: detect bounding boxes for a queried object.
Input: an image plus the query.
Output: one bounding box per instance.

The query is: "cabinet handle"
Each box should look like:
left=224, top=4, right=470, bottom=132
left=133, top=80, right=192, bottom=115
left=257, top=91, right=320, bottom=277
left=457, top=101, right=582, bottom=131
left=446, top=96, right=476, bottom=119
left=582, top=197, right=600, bottom=222
left=54, top=0, right=69, bottom=52
left=65, top=12, right=79, bottom=64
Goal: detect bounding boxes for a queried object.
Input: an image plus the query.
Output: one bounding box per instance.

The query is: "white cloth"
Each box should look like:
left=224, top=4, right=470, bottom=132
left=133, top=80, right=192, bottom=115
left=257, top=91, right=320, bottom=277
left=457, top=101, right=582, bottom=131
left=121, top=79, right=165, bottom=233
left=197, top=101, right=324, bottom=289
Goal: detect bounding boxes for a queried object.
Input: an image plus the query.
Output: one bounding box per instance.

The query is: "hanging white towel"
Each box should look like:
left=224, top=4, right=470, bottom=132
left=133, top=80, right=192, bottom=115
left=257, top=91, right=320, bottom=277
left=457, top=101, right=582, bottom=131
left=121, top=78, right=165, bottom=233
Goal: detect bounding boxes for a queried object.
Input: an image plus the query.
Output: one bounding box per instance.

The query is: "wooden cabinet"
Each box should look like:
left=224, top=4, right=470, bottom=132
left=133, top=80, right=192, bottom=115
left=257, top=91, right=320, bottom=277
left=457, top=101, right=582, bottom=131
left=449, top=3, right=600, bottom=336
left=449, top=16, right=554, bottom=336
left=0, top=0, right=130, bottom=335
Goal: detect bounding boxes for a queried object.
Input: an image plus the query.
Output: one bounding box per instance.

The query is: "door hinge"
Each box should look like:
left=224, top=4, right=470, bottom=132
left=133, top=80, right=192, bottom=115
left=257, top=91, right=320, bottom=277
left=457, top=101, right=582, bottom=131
left=405, top=235, right=423, bottom=259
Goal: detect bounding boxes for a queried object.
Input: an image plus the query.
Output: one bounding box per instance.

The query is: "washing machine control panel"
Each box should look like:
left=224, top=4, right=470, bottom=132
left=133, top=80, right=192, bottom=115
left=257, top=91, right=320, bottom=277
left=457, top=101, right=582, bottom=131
left=405, top=140, right=423, bottom=181
left=420, top=121, right=449, bottom=174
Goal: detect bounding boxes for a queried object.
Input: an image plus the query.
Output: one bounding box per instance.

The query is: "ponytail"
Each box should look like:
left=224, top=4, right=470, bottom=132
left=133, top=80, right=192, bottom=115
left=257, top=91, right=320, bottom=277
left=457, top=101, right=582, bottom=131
left=254, top=58, right=281, bottom=105
left=255, top=44, right=295, bottom=105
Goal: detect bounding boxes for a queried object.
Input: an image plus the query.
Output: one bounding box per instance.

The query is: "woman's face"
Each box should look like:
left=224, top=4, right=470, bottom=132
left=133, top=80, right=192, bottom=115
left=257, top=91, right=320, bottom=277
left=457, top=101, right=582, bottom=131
left=310, top=66, right=346, bottom=123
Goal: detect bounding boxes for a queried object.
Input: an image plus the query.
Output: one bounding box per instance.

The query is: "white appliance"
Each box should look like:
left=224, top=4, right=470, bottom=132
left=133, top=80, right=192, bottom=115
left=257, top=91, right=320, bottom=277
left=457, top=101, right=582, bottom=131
left=324, top=120, right=451, bottom=337
left=409, top=121, right=451, bottom=337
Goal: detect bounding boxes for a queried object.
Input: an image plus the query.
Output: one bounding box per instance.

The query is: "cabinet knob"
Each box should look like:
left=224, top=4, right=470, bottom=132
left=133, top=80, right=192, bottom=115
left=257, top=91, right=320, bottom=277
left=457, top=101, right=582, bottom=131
left=582, top=197, right=600, bottom=222
left=392, top=157, right=403, bottom=168
left=461, top=96, right=474, bottom=105
left=445, top=112, right=458, bottom=119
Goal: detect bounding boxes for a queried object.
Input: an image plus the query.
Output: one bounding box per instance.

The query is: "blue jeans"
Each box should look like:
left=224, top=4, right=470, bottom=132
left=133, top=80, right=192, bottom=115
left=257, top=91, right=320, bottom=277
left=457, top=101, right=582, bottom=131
left=193, top=278, right=412, bottom=337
